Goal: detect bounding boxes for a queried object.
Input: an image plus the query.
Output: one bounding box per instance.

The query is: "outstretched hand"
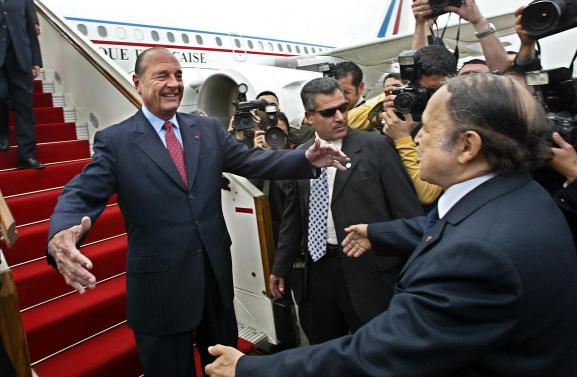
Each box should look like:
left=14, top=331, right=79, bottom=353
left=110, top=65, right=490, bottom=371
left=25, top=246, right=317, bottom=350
left=305, top=138, right=350, bottom=171
left=48, top=216, right=96, bottom=294
left=342, top=224, right=372, bottom=257
left=205, top=345, right=244, bottom=377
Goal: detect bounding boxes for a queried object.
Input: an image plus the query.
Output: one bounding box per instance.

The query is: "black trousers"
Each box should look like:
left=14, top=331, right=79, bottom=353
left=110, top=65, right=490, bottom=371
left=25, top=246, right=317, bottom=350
left=300, top=247, right=363, bottom=344
left=134, top=255, right=238, bottom=377
left=0, top=42, right=36, bottom=160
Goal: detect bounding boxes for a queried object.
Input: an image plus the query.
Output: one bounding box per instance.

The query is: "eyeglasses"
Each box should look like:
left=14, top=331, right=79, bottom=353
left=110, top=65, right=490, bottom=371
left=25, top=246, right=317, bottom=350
left=311, top=102, right=349, bottom=118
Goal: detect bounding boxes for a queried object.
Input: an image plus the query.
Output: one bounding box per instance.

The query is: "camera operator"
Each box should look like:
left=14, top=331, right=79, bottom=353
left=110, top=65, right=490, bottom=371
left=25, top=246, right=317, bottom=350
left=378, top=45, right=456, bottom=205
left=251, top=111, right=302, bottom=351
left=229, top=90, right=281, bottom=147
left=411, top=0, right=510, bottom=74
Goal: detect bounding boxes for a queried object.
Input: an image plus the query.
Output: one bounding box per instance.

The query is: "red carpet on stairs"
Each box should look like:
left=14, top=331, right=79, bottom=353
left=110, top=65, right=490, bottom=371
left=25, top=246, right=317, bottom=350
left=0, top=80, right=144, bottom=376
left=1, top=79, right=257, bottom=376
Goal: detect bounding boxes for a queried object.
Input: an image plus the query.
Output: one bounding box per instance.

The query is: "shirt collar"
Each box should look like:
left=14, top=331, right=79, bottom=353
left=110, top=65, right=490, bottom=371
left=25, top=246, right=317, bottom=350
left=142, top=105, right=179, bottom=133
left=437, top=174, right=496, bottom=218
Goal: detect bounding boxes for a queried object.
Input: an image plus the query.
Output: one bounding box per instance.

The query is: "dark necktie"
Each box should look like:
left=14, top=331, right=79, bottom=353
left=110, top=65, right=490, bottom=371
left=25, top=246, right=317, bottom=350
left=423, top=207, right=439, bottom=235
left=308, top=168, right=329, bottom=262
left=163, top=121, right=188, bottom=186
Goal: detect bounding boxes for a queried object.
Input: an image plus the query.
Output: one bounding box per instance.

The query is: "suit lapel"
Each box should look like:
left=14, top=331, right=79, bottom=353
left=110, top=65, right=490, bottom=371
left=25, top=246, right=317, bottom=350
left=300, top=139, right=315, bottom=209
left=397, top=219, right=446, bottom=279
left=132, top=110, right=186, bottom=191
left=178, top=114, right=201, bottom=191
left=332, top=129, right=360, bottom=203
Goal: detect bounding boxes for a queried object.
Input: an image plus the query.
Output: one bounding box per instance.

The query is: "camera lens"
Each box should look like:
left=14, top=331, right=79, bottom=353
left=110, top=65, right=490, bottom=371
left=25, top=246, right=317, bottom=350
left=394, top=92, right=415, bottom=114
left=522, top=0, right=565, bottom=36
left=265, top=127, right=287, bottom=149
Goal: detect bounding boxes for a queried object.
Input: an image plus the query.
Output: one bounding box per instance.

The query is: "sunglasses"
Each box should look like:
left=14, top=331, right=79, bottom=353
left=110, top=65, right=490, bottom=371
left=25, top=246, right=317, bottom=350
left=311, top=102, right=349, bottom=118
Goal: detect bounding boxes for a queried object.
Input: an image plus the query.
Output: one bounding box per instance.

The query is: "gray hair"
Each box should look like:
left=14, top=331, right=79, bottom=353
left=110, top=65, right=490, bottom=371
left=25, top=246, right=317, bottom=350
left=300, top=77, right=343, bottom=112
left=443, top=73, right=551, bottom=174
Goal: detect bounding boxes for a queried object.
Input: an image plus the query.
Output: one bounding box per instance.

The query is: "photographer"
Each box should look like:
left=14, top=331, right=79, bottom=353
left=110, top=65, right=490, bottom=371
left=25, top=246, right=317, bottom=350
left=378, top=45, right=456, bottom=205
left=411, top=0, right=510, bottom=74
left=229, top=90, right=281, bottom=148
left=251, top=111, right=302, bottom=351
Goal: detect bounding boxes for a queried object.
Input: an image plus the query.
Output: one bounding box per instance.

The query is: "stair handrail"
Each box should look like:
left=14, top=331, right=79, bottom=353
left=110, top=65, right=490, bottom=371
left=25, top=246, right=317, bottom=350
left=0, top=190, right=17, bottom=248
left=33, top=0, right=141, bottom=108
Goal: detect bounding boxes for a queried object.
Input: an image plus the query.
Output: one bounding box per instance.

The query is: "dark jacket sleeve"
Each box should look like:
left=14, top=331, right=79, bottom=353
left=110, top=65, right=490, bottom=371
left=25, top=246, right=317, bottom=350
left=555, top=180, right=577, bottom=246
left=25, top=0, right=42, bottom=67
left=271, top=180, right=303, bottom=278
left=236, top=239, right=522, bottom=377
left=367, top=216, right=426, bottom=256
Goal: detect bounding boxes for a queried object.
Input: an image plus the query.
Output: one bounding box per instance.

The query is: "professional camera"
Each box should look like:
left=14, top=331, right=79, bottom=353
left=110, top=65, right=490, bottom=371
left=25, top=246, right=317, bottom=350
left=232, top=84, right=285, bottom=148
left=427, top=0, right=463, bottom=18
left=526, top=66, right=577, bottom=144
left=318, top=63, right=337, bottom=78
left=521, top=0, right=577, bottom=39
left=392, top=50, right=433, bottom=121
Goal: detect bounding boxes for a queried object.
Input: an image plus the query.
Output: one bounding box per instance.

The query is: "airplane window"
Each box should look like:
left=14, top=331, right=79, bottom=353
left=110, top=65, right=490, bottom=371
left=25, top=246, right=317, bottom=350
left=151, top=30, right=160, bottom=41
left=247, top=40, right=254, bottom=49
left=295, top=45, right=301, bottom=54
left=258, top=41, right=264, bottom=50
left=182, top=33, right=189, bottom=44
left=196, top=35, right=203, bottom=45
left=134, top=28, right=144, bottom=41
left=286, top=44, right=292, bottom=53
left=167, top=32, right=175, bottom=42
left=304, top=46, right=309, bottom=54
left=234, top=39, right=241, bottom=48
left=77, top=24, right=88, bottom=36
left=97, top=26, right=108, bottom=38
left=215, top=36, right=222, bottom=46
left=277, top=43, right=283, bottom=52
left=312, top=47, right=316, bottom=53
left=268, top=42, right=273, bottom=51
left=116, top=27, right=126, bottom=39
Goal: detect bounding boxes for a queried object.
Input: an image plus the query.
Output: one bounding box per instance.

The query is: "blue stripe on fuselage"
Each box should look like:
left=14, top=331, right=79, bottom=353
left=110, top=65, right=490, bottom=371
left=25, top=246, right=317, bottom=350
left=377, top=0, right=397, bottom=38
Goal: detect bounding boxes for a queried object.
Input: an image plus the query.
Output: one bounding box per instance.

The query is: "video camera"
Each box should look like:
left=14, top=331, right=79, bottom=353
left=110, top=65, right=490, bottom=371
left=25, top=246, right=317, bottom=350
left=521, top=0, right=577, bottom=40
left=526, top=66, right=577, bottom=144
left=427, top=0, right=463, bottom=18
left=318, top=63, right=337, bottom=78
left=392, top=50, right=433, bottom=121
left=232, top=83, right=286, bottom=149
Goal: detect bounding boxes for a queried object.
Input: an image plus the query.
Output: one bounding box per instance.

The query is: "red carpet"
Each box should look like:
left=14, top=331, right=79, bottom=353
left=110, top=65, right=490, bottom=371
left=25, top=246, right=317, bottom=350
left=0, top=79, right=255, bottom=376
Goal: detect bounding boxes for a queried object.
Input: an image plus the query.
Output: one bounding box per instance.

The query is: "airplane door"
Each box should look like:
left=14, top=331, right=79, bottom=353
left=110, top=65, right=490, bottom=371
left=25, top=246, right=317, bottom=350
left=229, top=33, right=247, bottom=62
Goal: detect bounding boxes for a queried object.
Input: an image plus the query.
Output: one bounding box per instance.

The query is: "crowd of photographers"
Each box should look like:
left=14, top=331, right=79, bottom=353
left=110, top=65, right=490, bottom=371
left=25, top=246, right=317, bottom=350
left=222, top=0, right=577, bottom=354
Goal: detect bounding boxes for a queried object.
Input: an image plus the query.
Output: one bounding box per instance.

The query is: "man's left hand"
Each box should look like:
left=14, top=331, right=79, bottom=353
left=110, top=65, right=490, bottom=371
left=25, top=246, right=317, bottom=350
left=205, top=345, right=244, bottom=377
left=551, top=132, right=577, bottom=183
left=32, top=65, right=41, bottom=79
left=445, top=0, right=483, bottom=25
left=305, top=138, right=350, bottom=171
left=381, top=109, right=415, bottom=140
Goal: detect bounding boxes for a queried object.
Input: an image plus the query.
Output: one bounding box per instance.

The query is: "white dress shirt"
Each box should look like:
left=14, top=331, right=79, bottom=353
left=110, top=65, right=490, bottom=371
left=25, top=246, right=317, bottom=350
left=311, top=135, right=343, bottom=245
left=437, top=174, right=496, bottom=218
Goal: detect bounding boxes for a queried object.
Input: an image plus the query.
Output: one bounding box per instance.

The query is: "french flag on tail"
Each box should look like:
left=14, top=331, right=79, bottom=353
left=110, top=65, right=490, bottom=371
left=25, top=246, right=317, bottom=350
left=377, top=0, right=410, bottom=38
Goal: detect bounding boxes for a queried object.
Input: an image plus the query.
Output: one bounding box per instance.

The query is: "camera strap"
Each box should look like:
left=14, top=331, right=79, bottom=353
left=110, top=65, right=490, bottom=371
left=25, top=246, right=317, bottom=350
left=569, top=48, right=577, bottom=74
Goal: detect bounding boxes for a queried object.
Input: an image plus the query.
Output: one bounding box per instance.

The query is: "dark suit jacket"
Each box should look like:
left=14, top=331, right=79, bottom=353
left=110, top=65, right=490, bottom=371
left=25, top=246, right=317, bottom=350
left=47, top=111, right=316, bottom=335
left=237, top=173, right=577, bottom=377
left=0, top=0, right=42, bottom=70
left=272, top=128, right=423, bottom=322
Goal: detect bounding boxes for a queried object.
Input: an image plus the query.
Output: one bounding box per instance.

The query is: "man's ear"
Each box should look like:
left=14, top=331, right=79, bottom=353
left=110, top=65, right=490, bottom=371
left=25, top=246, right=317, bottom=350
left=133, top=74, right=141, bottom=94
left=304, top=111, right=314, bottom=127
left=358, top=82, right=365, bottom=96
left=457, top=130, right=483, bottom=164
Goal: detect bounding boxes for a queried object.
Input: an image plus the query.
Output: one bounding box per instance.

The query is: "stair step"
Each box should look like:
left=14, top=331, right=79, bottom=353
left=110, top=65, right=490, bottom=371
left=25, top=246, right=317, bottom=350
left=0, top=139, right=90, bottom=170
left=33, top=80, right=43, bottom=93
left=33, top=93, right=53, bottom=108
left=9, top=107, right=64, bottom=125
left=6, top=188, right=118, bottom=226
left=13, top=235, right=128, bottom=309
left=2, top=205, right=126, bottom=266
left=0, top=159, right=89, bottom=196
left=23, top=275, right=127, bottom=362
left=8, top=123, right=77, bottom=145
left=33, top=323, right=142, bottom=377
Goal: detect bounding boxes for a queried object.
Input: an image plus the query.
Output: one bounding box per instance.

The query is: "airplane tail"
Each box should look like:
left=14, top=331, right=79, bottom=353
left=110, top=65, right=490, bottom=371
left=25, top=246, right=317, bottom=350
left=377, top=0, right=412, bottom=38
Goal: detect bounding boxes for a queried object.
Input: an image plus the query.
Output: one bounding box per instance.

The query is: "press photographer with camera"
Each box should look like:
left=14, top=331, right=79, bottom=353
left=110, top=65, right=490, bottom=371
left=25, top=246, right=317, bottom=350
left=376, top=45, right=456, bottom=205
left=411, top=0, right=510, bottom=74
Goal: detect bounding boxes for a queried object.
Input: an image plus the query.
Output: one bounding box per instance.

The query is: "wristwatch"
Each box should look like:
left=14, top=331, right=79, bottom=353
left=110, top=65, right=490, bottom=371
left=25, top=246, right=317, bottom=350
left=475, top=22, right=496, bottom=39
